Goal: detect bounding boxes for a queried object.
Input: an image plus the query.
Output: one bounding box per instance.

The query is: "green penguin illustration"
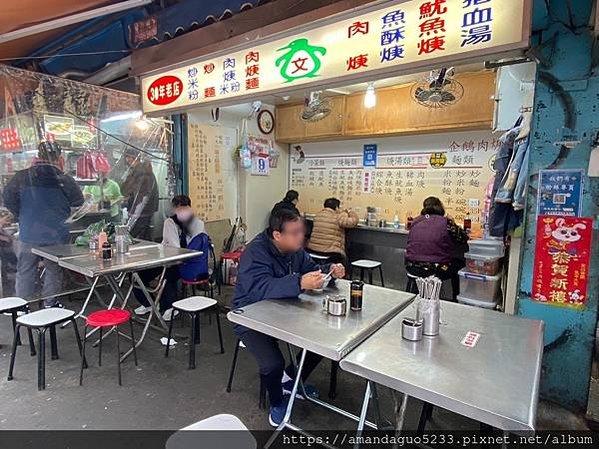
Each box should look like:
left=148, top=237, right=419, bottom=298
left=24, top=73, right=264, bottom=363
left=275, top=38, right=327, bottom=82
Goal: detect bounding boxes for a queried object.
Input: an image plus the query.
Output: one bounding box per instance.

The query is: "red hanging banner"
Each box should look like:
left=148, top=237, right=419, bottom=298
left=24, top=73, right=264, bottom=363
left=532, top=215, right=593, bottom=307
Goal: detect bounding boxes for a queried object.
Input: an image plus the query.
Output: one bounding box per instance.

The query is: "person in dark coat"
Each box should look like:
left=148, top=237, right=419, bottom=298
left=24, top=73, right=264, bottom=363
left=3, top=141, right=84, bottom=307
left=405, top=196, right=468, bottom=300
left=231, top=207, right=344, bottom=426
left=271, top=190, right=300, bottom=216
left=120, top=148, right=159, bottom=240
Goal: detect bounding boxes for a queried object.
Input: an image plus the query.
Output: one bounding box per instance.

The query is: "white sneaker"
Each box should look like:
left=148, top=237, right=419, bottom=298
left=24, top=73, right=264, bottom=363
left=134, top=305, right=152, bottom=316
left=162, top=308, right=179, bottom=321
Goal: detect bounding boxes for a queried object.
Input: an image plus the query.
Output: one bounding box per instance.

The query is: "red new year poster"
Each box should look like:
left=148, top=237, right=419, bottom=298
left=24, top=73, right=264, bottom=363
left=532, top=216, right=593, bottom=307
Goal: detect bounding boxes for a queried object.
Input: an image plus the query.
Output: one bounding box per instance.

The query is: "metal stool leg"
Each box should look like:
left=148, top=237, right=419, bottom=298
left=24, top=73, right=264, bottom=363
left=79, top=325, right=87, bottom=386
left=38, top=329, right=47, bottom=391
left=379, top=266, right=385, bottom=287
left=226, top=339, right=241, bottom=392
left=165, top=312, right=175, bottom=358
left=49, top=325, right=58, bottom=360
left=189, top=313, right=197, bottom=369
left=7, top=324, right=20, bottom=380
left=328, top=360, right=338, bottom=399
left=116, top=325, right=122, bottom=386
left=98, top=327, right=103, bottom=366
left=368, top=269, right=373, bottom=285
left=11, top=311, right=21, bottom=346
left=71, top=319, right=87, bottom=369
left=215, top=306, right=224, bottom=354
left=129, top=319, right=138, bottom=366
left=27, top=327, right=36, bottom=356
left=360, top=268, right=365, bottom=282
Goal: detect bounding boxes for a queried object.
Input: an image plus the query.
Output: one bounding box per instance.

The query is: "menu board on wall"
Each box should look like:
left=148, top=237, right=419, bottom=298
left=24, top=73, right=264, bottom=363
left=187, top=122, right=238, bottom=221
left=290, top=132, right=499, bottom=226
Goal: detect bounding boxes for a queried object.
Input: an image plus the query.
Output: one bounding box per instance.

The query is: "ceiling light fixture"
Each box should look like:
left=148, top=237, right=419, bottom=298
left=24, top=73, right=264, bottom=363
left=364, top=82, right=376, bottom=109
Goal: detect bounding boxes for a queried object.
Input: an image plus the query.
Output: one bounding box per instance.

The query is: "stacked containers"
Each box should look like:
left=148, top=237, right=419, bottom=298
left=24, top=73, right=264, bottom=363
left=457, top=239, right=504, bottom=309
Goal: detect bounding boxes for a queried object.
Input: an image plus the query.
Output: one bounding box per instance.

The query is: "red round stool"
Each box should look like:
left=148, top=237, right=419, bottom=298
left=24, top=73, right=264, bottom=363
left=79, top=309, right=137, bottom=386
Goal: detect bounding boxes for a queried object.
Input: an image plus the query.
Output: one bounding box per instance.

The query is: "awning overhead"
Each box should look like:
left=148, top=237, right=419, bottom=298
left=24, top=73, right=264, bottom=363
left=131, top=0, right=262, bottom=47
left=0, top=0, right=117, bottom=60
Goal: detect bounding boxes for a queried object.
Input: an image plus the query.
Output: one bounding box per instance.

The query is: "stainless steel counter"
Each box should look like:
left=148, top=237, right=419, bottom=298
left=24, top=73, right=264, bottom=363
left=227, top=279, right=414, bottom=361
left=340, top=300, right=544, bottom=432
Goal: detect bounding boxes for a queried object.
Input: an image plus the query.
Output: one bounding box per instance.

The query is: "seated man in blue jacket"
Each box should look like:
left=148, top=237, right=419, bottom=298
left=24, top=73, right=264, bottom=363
left=231, top=207, right=345, bottom=426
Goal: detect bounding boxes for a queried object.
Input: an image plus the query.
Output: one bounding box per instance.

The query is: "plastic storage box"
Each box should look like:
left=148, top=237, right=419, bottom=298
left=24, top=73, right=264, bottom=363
left=467, top=239, right=505, bottom=257
left=457, top=294, right=497, bottom=309
left=458, top=269, right=502, bottom=303
left=464, top=252, right=502, bottom=276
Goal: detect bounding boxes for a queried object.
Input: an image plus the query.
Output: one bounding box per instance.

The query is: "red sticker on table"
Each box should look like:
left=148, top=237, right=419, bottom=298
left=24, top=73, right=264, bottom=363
left=461, top=331, right=480, bottom=348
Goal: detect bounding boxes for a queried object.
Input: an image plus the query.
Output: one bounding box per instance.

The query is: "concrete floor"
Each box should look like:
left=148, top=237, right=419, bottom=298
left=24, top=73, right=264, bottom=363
left=0, top=286, right=587, bottom=433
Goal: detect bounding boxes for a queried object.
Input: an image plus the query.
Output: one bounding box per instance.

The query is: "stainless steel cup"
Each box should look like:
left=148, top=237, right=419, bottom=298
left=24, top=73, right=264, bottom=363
left=402, top=318, right=423, bottom=341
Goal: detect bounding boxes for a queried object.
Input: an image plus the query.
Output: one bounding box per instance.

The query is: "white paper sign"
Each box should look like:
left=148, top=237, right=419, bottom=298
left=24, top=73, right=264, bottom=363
left=251, top=155, right=270, bottom=176
left=461, top=331, right=480, bottom=348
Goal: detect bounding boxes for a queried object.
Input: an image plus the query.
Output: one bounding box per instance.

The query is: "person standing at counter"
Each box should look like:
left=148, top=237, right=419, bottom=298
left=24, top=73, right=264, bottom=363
left=307, top=197, right=359, bottom=268
left=405, top=196, right=468, bottom=301
left=271, top=190, right=300, bottom=216
left=83, top=169, right=122, bottom=222
left=231, top=207, right=345, bottom=426
left=3, top=141, right=84, bottom=308
left=120, top=148, right=159, bottom=240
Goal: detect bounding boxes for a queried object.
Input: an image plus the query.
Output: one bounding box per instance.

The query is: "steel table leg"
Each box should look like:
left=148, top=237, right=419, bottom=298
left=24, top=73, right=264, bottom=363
left=61, top=276, right=100, bottom=328
left=265, top=348, right=307, bottom=449
left=392, top=391, right=409, bottom=434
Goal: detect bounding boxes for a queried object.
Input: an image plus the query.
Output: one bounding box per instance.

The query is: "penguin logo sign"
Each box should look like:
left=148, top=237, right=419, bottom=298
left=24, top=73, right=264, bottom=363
left=276, top=38, right=327, bottom=83
left=429, top=152, right=447, bottom=168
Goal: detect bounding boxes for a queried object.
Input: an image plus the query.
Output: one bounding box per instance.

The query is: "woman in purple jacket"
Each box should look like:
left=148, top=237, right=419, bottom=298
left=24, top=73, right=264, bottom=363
left=405, top=197, right=468, bottom=300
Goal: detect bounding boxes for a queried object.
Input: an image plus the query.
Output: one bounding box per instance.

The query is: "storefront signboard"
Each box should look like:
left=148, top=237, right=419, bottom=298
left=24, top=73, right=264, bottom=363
left=537, top=169, right=584, bottom=217
left=141, top=0, right=530, bottom=114
left=363, top=144, right=378, bottom=167
left=532, top=216, right=593, bottom=308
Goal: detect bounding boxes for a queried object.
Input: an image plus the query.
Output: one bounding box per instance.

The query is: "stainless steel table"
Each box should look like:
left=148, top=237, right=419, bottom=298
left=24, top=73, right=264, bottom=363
left=34, top=242, right=199, bottom=361
left=227, top=280, right=415, bottom=447
left=32, top=240, right=161, bottom=321
left=340, top=301, right=544, bottom=434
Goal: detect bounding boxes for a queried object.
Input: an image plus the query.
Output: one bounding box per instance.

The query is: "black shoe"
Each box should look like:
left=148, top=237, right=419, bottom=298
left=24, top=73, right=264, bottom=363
left=44, top=302, right=64, bottom=309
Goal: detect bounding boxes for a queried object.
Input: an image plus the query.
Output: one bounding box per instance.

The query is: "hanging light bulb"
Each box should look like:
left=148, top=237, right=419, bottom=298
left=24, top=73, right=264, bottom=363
left=364, top=82, right=376, bottom=109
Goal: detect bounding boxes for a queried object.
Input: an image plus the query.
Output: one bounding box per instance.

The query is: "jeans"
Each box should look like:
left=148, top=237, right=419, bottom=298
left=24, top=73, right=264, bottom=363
left=495, top=137, right=529, bottom=204
left=16, top=242, right=63, bottom=307
left=240, top=329, right=323, bottom=407
left=133, top=266, right=180, bottom=313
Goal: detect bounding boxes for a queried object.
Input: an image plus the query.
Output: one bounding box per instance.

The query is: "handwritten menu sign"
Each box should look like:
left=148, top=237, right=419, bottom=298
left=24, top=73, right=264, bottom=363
left=290, top=133, right=498, bottom=226
left=187, top=122, right=238, bottom=221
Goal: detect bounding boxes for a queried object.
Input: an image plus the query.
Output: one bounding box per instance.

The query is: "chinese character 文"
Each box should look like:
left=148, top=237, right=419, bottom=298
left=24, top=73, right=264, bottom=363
left=291, top=57, right=309, bottom=74
left=418, top=36, right=445, bottom=55
left=245, top=51, right=259, bottom=64
left=382, top=9, right=406, bottom=28
left=419, top=0, right=447, bottom=19
left=381, top=28, right=406, bottom=45
left=381, top=45, right=405, bottom=62
left=204, top=63, right=215, bottom=74
left=347, top=54, right=369, bottom=70
left=348, top=21, right=369, bottom=38
left=463, top=7, right=492, bottom=27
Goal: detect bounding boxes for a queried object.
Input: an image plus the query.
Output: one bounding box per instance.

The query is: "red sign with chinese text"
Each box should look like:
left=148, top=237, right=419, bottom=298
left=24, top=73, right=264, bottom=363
left=1, top=128, right=22, bottom=152
left=146, top=75, right=183, bottom=106
left=532, top=216, right=593, bottom=307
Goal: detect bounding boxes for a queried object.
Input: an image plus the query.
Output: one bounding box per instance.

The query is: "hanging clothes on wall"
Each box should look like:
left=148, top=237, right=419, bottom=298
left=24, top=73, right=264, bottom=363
left=487, top=118, right=524, bottom=237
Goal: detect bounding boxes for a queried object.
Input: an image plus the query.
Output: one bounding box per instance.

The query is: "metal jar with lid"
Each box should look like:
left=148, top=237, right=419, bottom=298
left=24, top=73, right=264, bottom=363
left=325, top=295, right=347, bottom=316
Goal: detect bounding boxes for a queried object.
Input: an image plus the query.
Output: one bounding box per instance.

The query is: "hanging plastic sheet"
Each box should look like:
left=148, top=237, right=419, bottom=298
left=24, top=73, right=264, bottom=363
left=0, top=65, right=174, bottom=302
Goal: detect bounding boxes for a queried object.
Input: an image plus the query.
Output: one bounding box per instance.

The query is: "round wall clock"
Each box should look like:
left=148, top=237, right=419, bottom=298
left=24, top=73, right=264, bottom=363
left=257, top=109, right=275, bottom=134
